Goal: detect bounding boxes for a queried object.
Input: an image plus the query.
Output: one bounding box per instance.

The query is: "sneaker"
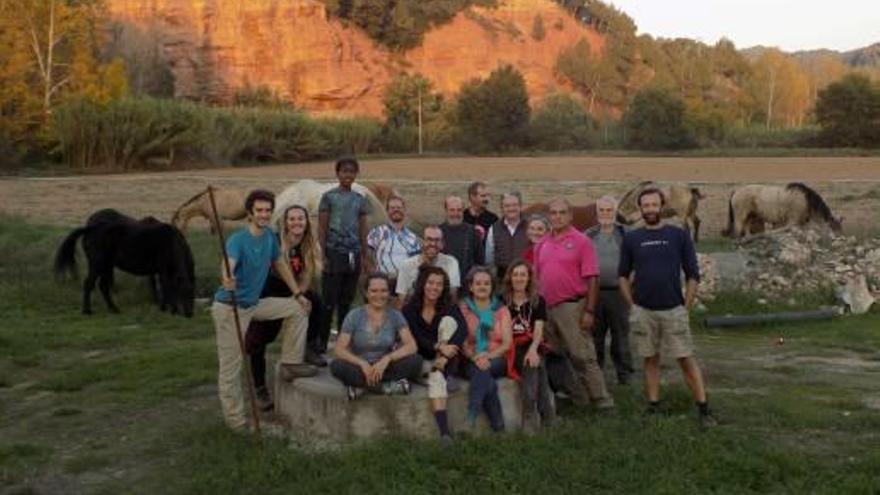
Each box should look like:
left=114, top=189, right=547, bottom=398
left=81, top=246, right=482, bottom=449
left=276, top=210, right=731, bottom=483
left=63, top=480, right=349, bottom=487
left=280, top=363, right=319, bottom=382
left=593, top=396, right=615, bottom=411
left=346, top=385, right=363, bottom=401
left=305, top=348, right=328, bottom=367
left=699, top=412, right=719, bottom=428
left=521, top=413, right=540, bottom=436
left=255, top=386, right=274, bottom=412
left=382, top=378, right=411, bottom=396
left=439, top=435, right=454, bottom=448
left=643, top=403, right=664, bottom=417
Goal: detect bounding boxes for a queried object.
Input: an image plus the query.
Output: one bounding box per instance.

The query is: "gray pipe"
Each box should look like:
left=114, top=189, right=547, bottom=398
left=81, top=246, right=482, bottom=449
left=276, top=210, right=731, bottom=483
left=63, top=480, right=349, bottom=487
left=703, top=307, right=840, bottom=328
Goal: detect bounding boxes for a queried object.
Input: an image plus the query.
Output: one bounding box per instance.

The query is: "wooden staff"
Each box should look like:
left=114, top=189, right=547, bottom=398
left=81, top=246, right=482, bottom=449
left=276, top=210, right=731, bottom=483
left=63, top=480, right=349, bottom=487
left=207, top=185, right=262, bottom=437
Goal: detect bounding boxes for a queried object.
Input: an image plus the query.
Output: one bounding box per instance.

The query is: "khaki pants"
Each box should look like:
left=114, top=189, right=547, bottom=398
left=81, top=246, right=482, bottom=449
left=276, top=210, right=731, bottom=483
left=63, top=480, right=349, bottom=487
left=629, top=305, right=694, bottom=359
left=545, top=300, right=610, bottom=406
left=211, top=297, right=308, bottom=428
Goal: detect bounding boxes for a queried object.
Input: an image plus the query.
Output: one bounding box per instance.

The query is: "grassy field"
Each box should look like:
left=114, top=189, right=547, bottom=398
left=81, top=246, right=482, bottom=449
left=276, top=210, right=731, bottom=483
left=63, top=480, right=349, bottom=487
left=2, top=216, right=879, bottom=494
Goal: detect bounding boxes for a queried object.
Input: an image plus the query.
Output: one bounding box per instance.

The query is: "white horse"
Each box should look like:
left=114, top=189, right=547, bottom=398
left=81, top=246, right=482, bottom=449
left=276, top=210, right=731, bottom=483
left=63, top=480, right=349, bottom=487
left=273, top=179, right=389, bottom=228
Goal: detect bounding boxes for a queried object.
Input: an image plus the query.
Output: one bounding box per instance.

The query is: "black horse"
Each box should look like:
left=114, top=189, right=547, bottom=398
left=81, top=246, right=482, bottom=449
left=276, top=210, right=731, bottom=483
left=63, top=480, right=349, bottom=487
left=54, top=209, right=195, bottom=317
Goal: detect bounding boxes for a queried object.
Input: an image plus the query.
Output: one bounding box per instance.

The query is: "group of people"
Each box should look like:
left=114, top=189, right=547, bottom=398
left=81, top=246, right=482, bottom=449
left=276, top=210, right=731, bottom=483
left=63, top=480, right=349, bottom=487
left=210, top=157, right=717, bottom=441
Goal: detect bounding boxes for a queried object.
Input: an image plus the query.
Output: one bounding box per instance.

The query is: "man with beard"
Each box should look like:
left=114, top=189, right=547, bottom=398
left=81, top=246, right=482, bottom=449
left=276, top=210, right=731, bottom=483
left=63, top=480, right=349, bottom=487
left=367, top=195, right=422, bottom=289
left=618, top=187, right=717, bottom=427
left=396, top=225, right=461, bottom=302
left=463, top=181, right=499, bottom=241
left=439, top=196, right=484, bottom=279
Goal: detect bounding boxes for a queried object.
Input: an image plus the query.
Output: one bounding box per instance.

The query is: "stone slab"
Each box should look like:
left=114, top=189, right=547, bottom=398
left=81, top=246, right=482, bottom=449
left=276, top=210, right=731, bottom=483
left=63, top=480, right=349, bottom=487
left=275, top=365, right=522, bottom=443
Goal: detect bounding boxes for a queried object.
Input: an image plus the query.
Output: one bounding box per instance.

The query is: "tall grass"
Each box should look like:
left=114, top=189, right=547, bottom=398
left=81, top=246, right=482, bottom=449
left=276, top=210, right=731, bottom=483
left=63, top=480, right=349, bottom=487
left=49, top=98, right=386, bottom=170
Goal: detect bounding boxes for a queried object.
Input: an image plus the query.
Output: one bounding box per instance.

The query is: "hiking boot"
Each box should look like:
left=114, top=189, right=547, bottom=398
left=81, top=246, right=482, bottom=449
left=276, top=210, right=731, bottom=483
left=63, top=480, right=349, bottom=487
left=255, top=386, right=274, bottom=412
left=617, top=374, right=631, bottom=386
left=280, top=363, right=318, bottom=382
left=699, top=411, right=719, bottom=428
left=381, top=378, right=411, bottom=396
left=305, top=348, right=328, bottom=367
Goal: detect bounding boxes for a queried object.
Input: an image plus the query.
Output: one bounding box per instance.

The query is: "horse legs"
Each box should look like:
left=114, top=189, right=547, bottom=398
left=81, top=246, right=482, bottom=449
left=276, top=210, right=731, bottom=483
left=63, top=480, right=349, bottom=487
left=98, top=269, right=120, bottom=313
left=82, top=271, right=98, bottom=315
left=693, top=215, right=701, bottom=244
left=149, top=274, right=167, bottom=312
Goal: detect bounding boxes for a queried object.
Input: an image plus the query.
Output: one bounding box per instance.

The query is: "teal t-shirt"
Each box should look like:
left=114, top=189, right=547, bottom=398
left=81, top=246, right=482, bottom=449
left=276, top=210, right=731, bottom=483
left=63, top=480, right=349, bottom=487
left=341, top=306, right=407, bottom=364
left=214, top=227, right=280, bottom=307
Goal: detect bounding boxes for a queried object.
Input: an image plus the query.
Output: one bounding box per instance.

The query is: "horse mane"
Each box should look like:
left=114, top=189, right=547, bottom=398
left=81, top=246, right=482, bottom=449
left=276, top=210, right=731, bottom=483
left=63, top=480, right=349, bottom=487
left=786, top=182, right=835, bottom=223
left=616, top=181, right=654, bottom=224
left=171, top=188, right=208, bottom=223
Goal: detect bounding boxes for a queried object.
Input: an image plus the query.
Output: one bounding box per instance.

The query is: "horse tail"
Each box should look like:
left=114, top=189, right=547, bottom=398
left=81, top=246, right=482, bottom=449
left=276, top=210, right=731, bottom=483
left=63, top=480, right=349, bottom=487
left=171, top=188, right=208, bottom=227
left=54, top=227, right=88, bottom=280
left=786, top=182, right=834, bottom=223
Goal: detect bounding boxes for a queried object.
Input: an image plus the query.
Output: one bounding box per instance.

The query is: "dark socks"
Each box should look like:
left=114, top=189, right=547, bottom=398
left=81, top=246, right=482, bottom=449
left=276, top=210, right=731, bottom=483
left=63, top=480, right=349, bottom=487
left=434, top=410, right=450, bottom=437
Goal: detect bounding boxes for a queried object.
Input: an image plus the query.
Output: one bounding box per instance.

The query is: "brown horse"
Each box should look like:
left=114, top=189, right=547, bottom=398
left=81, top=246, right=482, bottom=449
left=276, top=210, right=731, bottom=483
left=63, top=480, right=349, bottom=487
left=171, top=187, right=246, bottom=233
left=722, top=182, right=843, bottom=238
left=617, top=181, right=706, bottom=242
left=522, top=202, right=599, bottom=231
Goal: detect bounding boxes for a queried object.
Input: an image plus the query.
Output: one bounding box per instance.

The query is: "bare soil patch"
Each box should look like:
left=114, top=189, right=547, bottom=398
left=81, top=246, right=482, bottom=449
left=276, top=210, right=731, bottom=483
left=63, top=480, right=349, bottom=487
left=2, top=156, right=879, bottom=237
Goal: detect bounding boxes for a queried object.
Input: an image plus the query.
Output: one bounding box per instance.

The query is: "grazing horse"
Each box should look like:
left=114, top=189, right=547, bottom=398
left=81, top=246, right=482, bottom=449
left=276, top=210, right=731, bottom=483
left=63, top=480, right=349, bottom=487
left=171, top=187, right=246, bottom=233
left=616, top=181, right=706, bottom=242
left=54, top=209, right=195, bottom=317
left=522, top=202, right=599, bottom=231
left=273, top=179, right=389, bottom=228
left=722, top=182, right=843, bottom=238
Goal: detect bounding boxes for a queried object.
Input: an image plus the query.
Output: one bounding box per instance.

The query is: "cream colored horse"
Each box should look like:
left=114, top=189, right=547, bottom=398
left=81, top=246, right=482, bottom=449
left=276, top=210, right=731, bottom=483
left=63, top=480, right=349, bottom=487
left=273, top=179, right=389, bottom=228
left=723, top=183, right=842, bottom=238
left=616, top=181, right=707, bottom=242
left=171, top=187, right=246, bottom=233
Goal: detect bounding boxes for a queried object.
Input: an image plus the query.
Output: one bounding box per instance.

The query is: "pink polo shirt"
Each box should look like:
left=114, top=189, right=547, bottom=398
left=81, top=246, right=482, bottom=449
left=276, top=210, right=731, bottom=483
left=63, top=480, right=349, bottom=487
left=534, top=227, right=599, bottom=308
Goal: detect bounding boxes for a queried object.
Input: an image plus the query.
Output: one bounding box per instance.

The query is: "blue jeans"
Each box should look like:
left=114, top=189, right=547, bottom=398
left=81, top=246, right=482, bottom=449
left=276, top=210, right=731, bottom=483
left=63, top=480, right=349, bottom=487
left=465, top=357, right=506, bottom=432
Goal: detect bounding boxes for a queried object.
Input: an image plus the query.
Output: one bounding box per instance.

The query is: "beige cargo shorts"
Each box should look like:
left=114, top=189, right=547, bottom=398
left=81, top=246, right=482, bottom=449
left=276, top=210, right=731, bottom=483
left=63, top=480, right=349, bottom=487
left=629, top=305, right=694, bottom=359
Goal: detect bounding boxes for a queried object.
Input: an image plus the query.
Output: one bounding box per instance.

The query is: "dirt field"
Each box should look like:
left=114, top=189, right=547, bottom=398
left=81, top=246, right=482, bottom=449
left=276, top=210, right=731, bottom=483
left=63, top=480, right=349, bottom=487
left=2, top=156, right=879, bottom=237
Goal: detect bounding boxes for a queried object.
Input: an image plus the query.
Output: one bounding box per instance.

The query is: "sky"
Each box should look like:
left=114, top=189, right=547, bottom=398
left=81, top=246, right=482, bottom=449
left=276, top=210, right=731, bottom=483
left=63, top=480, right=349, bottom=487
left=608, top=0, right=880, bottom=52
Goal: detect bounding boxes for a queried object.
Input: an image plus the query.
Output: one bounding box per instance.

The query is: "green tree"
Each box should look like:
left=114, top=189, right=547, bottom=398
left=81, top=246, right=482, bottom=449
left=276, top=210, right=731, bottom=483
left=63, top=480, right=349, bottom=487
left=530, top=93, right=596, bottom=150
left=815, top=74, right=880, bottom=147
left=623, top=88, right=696, bottom=150
left=455, top=64, right=530, bottom=152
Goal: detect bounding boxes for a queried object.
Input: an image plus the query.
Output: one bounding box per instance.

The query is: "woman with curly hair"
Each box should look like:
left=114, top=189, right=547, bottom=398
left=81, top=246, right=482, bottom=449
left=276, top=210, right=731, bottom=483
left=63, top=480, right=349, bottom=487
left=402, top=265, right=467, bottom=443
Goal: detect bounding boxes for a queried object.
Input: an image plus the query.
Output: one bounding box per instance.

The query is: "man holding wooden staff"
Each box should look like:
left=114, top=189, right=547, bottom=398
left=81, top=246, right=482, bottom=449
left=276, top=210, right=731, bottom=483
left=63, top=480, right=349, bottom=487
left=211, top=189, right=316, bottom=431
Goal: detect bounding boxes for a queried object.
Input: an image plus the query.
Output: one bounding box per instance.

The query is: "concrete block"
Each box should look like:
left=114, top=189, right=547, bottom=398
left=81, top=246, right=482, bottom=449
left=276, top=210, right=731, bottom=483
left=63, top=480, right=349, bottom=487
left=275, top=365, right=522, bottom=444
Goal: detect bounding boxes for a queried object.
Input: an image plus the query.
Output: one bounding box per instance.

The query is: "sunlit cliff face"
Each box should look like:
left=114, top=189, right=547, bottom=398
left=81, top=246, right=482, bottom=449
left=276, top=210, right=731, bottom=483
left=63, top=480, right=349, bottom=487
left=106, top=0, right=604, bottom=117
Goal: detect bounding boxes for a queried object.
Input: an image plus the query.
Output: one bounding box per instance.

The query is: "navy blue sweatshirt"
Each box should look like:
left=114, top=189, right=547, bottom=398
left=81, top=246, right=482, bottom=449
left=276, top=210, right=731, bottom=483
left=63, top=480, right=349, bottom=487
left=618, top=225, right=700, bottom=310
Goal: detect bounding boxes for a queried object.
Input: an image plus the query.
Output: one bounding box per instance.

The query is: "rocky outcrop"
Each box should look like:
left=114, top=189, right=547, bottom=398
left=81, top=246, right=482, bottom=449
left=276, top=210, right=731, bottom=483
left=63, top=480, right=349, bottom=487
left=107, top=0, right=603, bottom=116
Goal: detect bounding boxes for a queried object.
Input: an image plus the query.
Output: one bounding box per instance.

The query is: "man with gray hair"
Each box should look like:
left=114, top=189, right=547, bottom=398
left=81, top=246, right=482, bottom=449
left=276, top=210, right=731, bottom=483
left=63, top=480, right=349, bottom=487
left=584, top=195, right=634, bottom=385
left=485, top=191, right=529, bottom=279
left=440, top=196, right=484, bottom=279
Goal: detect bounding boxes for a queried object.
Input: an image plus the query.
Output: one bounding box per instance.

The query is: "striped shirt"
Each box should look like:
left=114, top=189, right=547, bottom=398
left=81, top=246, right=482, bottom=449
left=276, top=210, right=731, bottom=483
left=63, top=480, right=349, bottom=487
left=367, top=223, right=422, bottom=277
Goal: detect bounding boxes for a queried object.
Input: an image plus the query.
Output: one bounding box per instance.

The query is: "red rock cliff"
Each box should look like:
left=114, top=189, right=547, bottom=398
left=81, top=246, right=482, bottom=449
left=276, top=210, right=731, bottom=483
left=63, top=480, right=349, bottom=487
left=108, top=0, right=603, bottom=117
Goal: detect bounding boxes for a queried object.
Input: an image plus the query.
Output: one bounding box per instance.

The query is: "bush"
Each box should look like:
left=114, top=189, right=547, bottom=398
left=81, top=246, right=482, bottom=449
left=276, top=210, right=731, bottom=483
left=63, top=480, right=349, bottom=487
left=815, top=74, right=880, bottom=148
left=316, top=116, right=382, bottom=156
left=530, top=93, right=597, bottom=150
left=623, top=88, right=696, bottom=150
left=455, top=64, right=531, bottom=153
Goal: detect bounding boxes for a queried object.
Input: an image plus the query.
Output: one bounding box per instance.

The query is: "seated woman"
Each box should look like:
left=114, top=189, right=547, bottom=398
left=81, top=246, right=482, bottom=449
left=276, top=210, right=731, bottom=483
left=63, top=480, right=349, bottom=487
left=331, top=273, right=423, bottom=399
left=501, top=259, right=556, bottom=432
left=458, top=266, right=512, bottom=432
left=402, top=265, right=467, bottom=442
left=245, top=204, right=323, bottom=412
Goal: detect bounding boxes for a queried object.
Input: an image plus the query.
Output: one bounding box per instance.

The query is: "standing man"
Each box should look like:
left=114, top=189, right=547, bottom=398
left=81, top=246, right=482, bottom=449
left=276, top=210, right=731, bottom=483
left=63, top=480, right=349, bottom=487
left=618, top=187, right=716, bottom=427
left=463, top=181, right=499, bottom=241
left=212, top=189, right=317, bottom=430
left=318, top=157, right=369, bottom=355
left=534, top=199, right=614, bottom=410
left=439, top=196, right=484, bottom=279
left=367, top=195, right=422, bottom=288
left=396, top=225, right=461, bottom=301
left=585, top=195, right=634, bottom=385
left=485, top=191, right=529, bottom=279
